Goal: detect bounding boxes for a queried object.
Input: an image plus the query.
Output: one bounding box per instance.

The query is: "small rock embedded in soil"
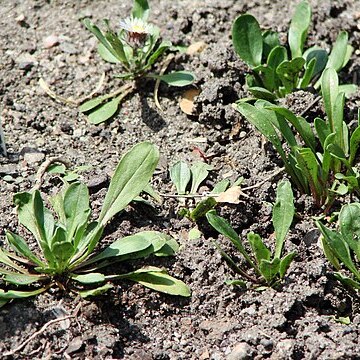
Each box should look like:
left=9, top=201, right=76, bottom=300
left=226, top=342, right=252, bottom=360
left=16, top=53, right=37, bottom=70
left=43, top=34, right=60, bottom=49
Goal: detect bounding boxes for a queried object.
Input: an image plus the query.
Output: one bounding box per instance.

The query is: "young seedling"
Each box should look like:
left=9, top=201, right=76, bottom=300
left=206, top=179, right=296, bottom=288
left=46, top=163, right=92, bottom=183
left=232, top=0, right=355, bottom=101
left=236, top=69, right=360, bottom=209
left=316, top=203, right=360, bottom=291
left=0, top=142, right=190, bottom=307
left=80, top=0, right=195, bottom=124
left=169, top=160, right=244, bottom=222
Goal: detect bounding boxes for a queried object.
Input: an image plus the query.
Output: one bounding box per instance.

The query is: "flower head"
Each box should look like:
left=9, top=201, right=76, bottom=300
left=119, top=16, right=157, bottom=47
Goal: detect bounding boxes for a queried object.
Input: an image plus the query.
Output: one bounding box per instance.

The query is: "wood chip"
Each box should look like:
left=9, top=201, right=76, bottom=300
left=179, top=88, right=201, bottom=115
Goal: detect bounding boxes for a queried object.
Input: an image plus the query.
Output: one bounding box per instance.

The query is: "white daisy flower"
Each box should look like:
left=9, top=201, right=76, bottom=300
left=119, top=16, right=154, bottom=35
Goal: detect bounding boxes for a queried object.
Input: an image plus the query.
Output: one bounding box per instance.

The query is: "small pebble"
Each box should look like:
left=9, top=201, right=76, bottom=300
left=43, top=35, right=59, bottom=49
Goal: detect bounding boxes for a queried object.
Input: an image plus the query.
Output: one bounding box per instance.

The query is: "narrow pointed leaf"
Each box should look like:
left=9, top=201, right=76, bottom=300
left=0, top=287, right=47, bottom=300
left=327, top=31, right=349, bottom=71
left=132, top=0, right=149, bottom=20
left=279, top=252, right=296, bottom=279
left=99, top=142, right=159, bottom=225
left=6, top=231, right=45, bottom=267
left=123, top=268, right=191, bottom=296
left=273, top=179, right=294, bottom=258
left=78, top=283, right=113, bottom=298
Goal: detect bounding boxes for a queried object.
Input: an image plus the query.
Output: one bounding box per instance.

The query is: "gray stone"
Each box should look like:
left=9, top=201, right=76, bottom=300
left=227, top=342, right=251, bottom=360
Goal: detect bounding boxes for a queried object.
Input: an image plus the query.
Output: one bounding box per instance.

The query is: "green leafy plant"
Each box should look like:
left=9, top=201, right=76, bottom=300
left=47, top=163, right=92, bottom=183
left=316, top=203, right=360, bottom=291
left=169, top=160, right=243, bottom=222
left=80, top=0, right=195, bottom=124
left=232, top=0, right=355, bottom=101
left=236, top=68, right=360, bottom=209
left=206, top=179, right=296, bottom=287
left=0, top=142, right=190, bottom=306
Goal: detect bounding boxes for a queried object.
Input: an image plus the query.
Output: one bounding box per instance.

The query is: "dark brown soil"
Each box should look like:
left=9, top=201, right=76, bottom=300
left=1, top=0, right=360, bottom=359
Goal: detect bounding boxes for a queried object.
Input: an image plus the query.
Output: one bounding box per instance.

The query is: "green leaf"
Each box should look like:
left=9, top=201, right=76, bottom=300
left=296, top=148, right=323, bottom=205
left=82, top=19, right=127, bottom=64
left=97, top=43, right=120, bottom=63
left=338, top=84, right=357, bottom=98
left=82, top=231, right=161, bottom=265
left=71, top=272, right=105, bottom=284
left=189, top=197, right=217, bottom=222
left=14, top=191, right=55, bottom=265
left=259, top=258, right=280, bottom=284
left=314, top=117, right=330, bottom=149
left=47, top=163, right=66, bottom=175
left=303, top=47, right=328, bottom=77
left=327, top=31, right=349, bottom=72
left=87, top=96, right=121, bottom=125
left=79, top=96, right=107, bottom=113
left=299, top=57, right=316, bottom=88
left=123, top=267, right=191, bottom=296
left=349, top=124, right=360, bottom=165
left=321, top=236, right=341, bottom=270
left=146, top=40, right=171, bottom=67
left=273, top=179, right=294, bottom=258
left=206, top=211, right=256, bottom=270
left=0, top=248, right=27, bottom=273
left=279, top=252, right=296, bottom=279
left=247, top=232, right=271, bottom=264
left=232, top=14, right=263, bottom=68
left=268, top=106, right=316, bottom=152
left=99, top=142, right=159, bottom=225
left=6, top=231, right=45, bottom=267
left=190, top=162, right=212, bottom=194
left=332, top=316, right=351, bottom=325
left=149, top=71, right=195, bottom=87
left=316, top=221, right=360, bottom=280
left=154, top=236, right=179, bottom=257
left=132, top=0, right=149, bottom=20
left=63, top=182, right=90, bottom=244
left=276, top=57, right=305, bottom=93
left=262, top=30, right=280, bottom=59
left=0, top=287, right=47, bottom=301
left=267, top=46, right=288, bottom=69
left=288, top=0, right=311, bottom=58
left=3, top=273, right=44, bottom=286
left=211, top=179, right=230, bottom=194
left=170, top=161, right=191, bottom=195
left=248, top=87, right=277, bottom=102
left=339, top=203, right=360, bottom=259
left=78, top=283, right=113, bottom=298
left=236, top=103, right=288, bottom=167
left=333, top=272, right=360, bottom=290
left=224, top=279, right=247, bottom=287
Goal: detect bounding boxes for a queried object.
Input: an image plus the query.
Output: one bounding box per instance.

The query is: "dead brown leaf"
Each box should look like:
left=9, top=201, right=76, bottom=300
left=179, top=88, right=201, bottom=115
left=215, top=186, right=241, bottom=204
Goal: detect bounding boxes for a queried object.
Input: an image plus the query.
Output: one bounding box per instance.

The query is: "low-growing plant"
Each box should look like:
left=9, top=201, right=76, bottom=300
left=80, top=0, right=195, bottom=124
left=206, top=179, right=296, bottom=288
left=316, top=203, right=360, bottom=291
left=169, top=160, right=243, bottom=222
left=232, top=0, right=355, bottom=101
left=236, top=68, right=360, bottom=209
left=0, top=142, right=190, bottom=307
left=46, top=163, right=92, bottom=183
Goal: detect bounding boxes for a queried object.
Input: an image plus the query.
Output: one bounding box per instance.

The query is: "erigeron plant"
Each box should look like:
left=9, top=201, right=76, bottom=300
left=80, top=0, right=195, bottom=124
left=0, top=142, right=190, bottom=307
